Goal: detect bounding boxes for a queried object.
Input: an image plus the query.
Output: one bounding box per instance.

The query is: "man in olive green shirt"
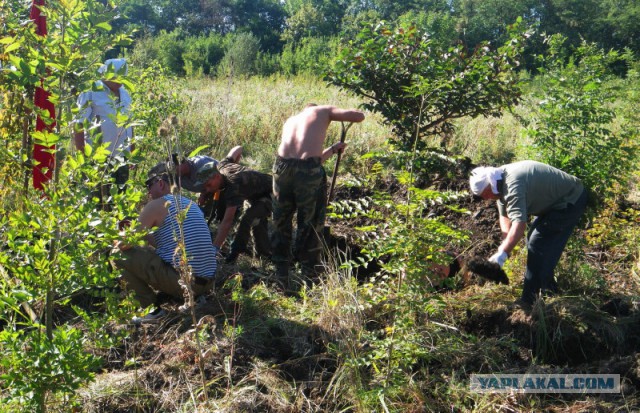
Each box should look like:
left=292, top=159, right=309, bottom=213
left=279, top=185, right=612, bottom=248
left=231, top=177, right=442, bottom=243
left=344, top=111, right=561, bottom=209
left=469, top=160, right=588, bottom=305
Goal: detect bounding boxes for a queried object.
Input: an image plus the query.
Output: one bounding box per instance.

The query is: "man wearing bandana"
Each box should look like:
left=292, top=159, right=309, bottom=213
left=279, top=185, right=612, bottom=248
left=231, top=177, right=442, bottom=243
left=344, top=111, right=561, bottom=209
left=469, top=160, right=588, bottom=305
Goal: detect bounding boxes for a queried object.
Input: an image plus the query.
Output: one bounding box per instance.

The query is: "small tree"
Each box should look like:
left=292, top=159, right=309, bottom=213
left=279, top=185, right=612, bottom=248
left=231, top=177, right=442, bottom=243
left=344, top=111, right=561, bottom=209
left=218, top=32, right=261, bottom=77
left=326, top=19, right=528, bottom=151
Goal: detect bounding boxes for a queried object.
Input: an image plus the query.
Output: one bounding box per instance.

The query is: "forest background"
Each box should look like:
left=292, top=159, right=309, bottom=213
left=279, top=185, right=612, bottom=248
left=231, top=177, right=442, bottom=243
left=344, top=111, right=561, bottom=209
left=1, top=0, right=639, bottom=412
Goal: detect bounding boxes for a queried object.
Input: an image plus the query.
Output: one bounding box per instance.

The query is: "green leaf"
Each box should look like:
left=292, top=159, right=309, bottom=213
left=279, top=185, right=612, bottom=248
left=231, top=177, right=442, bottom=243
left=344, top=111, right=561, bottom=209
left=95, top=22, right=112, bottom=31
left=4, top=42, right=20, bottom=54
left=32, top=131, right=61, bottom=146
left=188, top=145, right=209, bottom=157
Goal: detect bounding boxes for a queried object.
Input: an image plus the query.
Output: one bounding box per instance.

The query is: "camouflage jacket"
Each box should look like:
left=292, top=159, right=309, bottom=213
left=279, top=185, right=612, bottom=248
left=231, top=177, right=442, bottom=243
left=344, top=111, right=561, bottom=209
left=218, top=157, right=272, bottom=207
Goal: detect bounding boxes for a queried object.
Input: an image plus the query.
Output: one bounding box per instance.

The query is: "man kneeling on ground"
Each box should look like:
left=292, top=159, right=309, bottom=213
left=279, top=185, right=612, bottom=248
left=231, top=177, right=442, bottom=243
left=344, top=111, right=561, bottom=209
left=193, top=146, right=273, bottom=264
left=114, top=162, right=218, bottom=323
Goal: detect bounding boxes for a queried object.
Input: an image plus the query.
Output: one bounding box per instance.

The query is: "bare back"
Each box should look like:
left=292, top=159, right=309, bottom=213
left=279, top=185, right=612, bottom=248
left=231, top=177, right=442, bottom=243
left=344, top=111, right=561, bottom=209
left=277, top=105, right=364, bottom=159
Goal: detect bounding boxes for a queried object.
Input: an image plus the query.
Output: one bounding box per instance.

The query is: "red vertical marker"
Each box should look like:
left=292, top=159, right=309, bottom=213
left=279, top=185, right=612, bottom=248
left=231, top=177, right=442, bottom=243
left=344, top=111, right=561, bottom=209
left=30, top=0, right=55, bottom=190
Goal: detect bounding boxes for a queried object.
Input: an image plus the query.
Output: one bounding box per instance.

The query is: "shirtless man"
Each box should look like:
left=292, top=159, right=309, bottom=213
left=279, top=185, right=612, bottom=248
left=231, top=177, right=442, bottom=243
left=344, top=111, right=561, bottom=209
left=272, top=104, right=365, bottom=282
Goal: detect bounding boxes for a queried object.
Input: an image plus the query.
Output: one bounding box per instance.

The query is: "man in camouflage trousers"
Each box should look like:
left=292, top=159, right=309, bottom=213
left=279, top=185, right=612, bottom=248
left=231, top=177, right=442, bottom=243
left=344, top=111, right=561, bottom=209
left=272, top=104, right=365, bottom=282
left=193, top=146, right=272, bottom=263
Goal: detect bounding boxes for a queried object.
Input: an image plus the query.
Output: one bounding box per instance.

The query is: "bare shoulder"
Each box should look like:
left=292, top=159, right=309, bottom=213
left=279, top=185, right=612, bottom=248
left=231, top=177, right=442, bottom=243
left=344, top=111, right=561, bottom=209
left=139, top=197, right=169, bottom=228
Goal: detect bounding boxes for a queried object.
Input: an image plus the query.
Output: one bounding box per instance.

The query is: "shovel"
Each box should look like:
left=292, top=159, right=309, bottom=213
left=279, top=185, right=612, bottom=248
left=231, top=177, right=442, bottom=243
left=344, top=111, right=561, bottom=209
left=323, top=121, right=352, bottom=245
left=327, top=121, right=353, bottom=205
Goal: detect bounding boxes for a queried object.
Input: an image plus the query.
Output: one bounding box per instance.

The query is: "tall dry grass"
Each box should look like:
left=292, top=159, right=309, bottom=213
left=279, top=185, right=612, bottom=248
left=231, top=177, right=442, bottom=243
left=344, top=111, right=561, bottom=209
left=177, top=74, right=392, bottom=173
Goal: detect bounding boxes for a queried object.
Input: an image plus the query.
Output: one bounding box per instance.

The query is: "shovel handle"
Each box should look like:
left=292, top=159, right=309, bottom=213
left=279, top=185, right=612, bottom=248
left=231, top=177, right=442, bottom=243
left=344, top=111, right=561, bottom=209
left=327, top=122, right=352, bottom=205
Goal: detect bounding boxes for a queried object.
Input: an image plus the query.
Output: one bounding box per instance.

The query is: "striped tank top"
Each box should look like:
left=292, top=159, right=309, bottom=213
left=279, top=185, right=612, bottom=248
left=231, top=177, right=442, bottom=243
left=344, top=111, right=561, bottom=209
left=154, top=194, right=217, bottom=278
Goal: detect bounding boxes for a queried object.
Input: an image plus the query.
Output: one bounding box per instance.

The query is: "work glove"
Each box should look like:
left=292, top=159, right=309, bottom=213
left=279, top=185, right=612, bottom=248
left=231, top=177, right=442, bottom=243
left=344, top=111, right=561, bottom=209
left=488, top=249, right=508, bottom=268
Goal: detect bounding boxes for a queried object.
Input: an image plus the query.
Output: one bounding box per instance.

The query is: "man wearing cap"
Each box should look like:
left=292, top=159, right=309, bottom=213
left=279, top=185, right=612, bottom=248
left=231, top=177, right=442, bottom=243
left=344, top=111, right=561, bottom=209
left=174, top=154, right=220, bottom=194
left=74, top=58, right=134, bottom=205
left=113, top=163, right=218, bottom=322
left=272, top=104, right=365, bottom=281
left=194, top=146, right=272, bottom=264
left=171, top=153, right=222, bottom=221
left=469, top=160, right=588, bottom=305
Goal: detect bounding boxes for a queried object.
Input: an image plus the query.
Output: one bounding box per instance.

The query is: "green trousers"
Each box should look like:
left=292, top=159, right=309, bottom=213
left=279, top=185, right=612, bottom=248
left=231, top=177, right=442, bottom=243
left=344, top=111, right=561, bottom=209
left=114, top=246, right=213, bottom=308
left=272, top=156, right=327, bottom=271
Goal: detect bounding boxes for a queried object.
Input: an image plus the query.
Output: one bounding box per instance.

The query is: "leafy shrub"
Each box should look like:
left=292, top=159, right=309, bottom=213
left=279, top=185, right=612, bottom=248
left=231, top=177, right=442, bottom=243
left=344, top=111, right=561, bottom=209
left=218, top=33, right=261, bottom=78
left=524, top=35, right=639, bottom=203
left=327, top=153, right=470, bottom=409
left=280, top=36, right=338, bottom=76
left=153, top=30, right=188, bottom=76
left=0, top=1, right=179, bottom=409
left=182, top=33, right=225, bottom=77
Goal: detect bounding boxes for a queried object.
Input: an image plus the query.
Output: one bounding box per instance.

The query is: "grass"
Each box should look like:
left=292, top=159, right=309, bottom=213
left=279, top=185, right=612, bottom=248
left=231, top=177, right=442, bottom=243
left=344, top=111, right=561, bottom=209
left=4, top=73, right=640, bottom=412
left=175, top=74, right=392, bottom=174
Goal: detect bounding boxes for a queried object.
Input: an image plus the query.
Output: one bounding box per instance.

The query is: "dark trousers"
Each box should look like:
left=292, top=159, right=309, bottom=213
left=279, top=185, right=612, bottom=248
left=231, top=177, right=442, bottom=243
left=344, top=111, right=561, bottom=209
left=229, top=195, right=272, bottom=258
left=522, top=189, right=588, bottom=304
left=272, top=156, right=327, bottom=270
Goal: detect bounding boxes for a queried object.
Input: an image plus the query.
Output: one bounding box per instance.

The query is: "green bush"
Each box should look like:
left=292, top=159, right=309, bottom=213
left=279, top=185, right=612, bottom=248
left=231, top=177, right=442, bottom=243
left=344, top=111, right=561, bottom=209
left=218, top=32, right=261, bottom=78
left=182, top=33, right=225, bottom=77
left=326, top=19, right=526, bottom=151
left=524, top=35, right=639, bottom=202
left=152, top=30, right=187, bottom=76
left=280, top=36, right=338, bottom=76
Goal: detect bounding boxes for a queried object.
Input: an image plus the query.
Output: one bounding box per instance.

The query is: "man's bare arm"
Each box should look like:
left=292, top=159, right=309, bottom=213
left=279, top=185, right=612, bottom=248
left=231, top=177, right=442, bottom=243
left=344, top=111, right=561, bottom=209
left=498, top=215, right=511, bottom=240
left=226, top=146, right=243, bottom=163
left=499, top=220, right=526, bottom=256
left=116, top=198, right=167, bottom=250
left=328, top=107, right=365, bottom=123
left=321, top=142, right=347, bottom=164
left=213, top=205, right=238, bottom=249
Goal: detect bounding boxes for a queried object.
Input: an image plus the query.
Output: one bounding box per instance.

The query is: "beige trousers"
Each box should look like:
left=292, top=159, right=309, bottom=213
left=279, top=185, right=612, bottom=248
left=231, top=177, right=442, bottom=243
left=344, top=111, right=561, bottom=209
left=114, top=246, right=213, bottom=308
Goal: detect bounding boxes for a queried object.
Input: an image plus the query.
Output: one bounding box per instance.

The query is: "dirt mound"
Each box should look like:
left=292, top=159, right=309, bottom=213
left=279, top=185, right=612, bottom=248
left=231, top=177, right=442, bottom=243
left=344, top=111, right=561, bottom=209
left=462, top=296, right=640, bottom=366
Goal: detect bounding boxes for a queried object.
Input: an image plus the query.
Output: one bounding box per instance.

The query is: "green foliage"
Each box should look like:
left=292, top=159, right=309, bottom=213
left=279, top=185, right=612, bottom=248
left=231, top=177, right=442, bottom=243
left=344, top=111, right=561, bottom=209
left=0, top=0, right=180, bottom=410
left=0, top=327, right=99, bottom=411
left=396, top=10, right=458, bottom=46
left=182, top=34, right=226, bottom=77
left=281, top=2, right=332, bottom=43
left=600, top=0, right=640, bottom=53
left=0, top=154, right=146, bottom=409
left=452, top=0, right=540, bottom=48
left=279, top=36, right=338, bottom=76
left=524, top=35, right=639, bottom=202
left=327, top=153, right=470, bottom=408
left=132, top=63, right=190, bottom=159
left=218, top=33, right=262, bottom=77
left=587, top=199, right=640, bottom=266
left=326, top=19, right=527, bottom=151
left=153, top=30, right=188, bottom=76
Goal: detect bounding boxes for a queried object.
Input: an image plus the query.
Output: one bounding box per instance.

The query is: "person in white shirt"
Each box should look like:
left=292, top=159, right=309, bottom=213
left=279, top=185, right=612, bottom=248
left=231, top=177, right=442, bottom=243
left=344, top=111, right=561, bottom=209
left=74, top=58, right=134, bottom=206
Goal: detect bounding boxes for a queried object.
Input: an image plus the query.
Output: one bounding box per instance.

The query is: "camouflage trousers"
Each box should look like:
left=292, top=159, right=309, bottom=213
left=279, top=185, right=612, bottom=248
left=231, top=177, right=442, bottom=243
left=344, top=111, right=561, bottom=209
left=229, top=194, right=272, bottom=258
left=272, top=156, right=327, bottom=269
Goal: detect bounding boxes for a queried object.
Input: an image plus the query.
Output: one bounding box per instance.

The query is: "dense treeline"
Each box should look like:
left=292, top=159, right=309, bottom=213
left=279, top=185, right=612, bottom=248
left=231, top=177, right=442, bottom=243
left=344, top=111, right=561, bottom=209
left=117, top=0, right=640, bottom=76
